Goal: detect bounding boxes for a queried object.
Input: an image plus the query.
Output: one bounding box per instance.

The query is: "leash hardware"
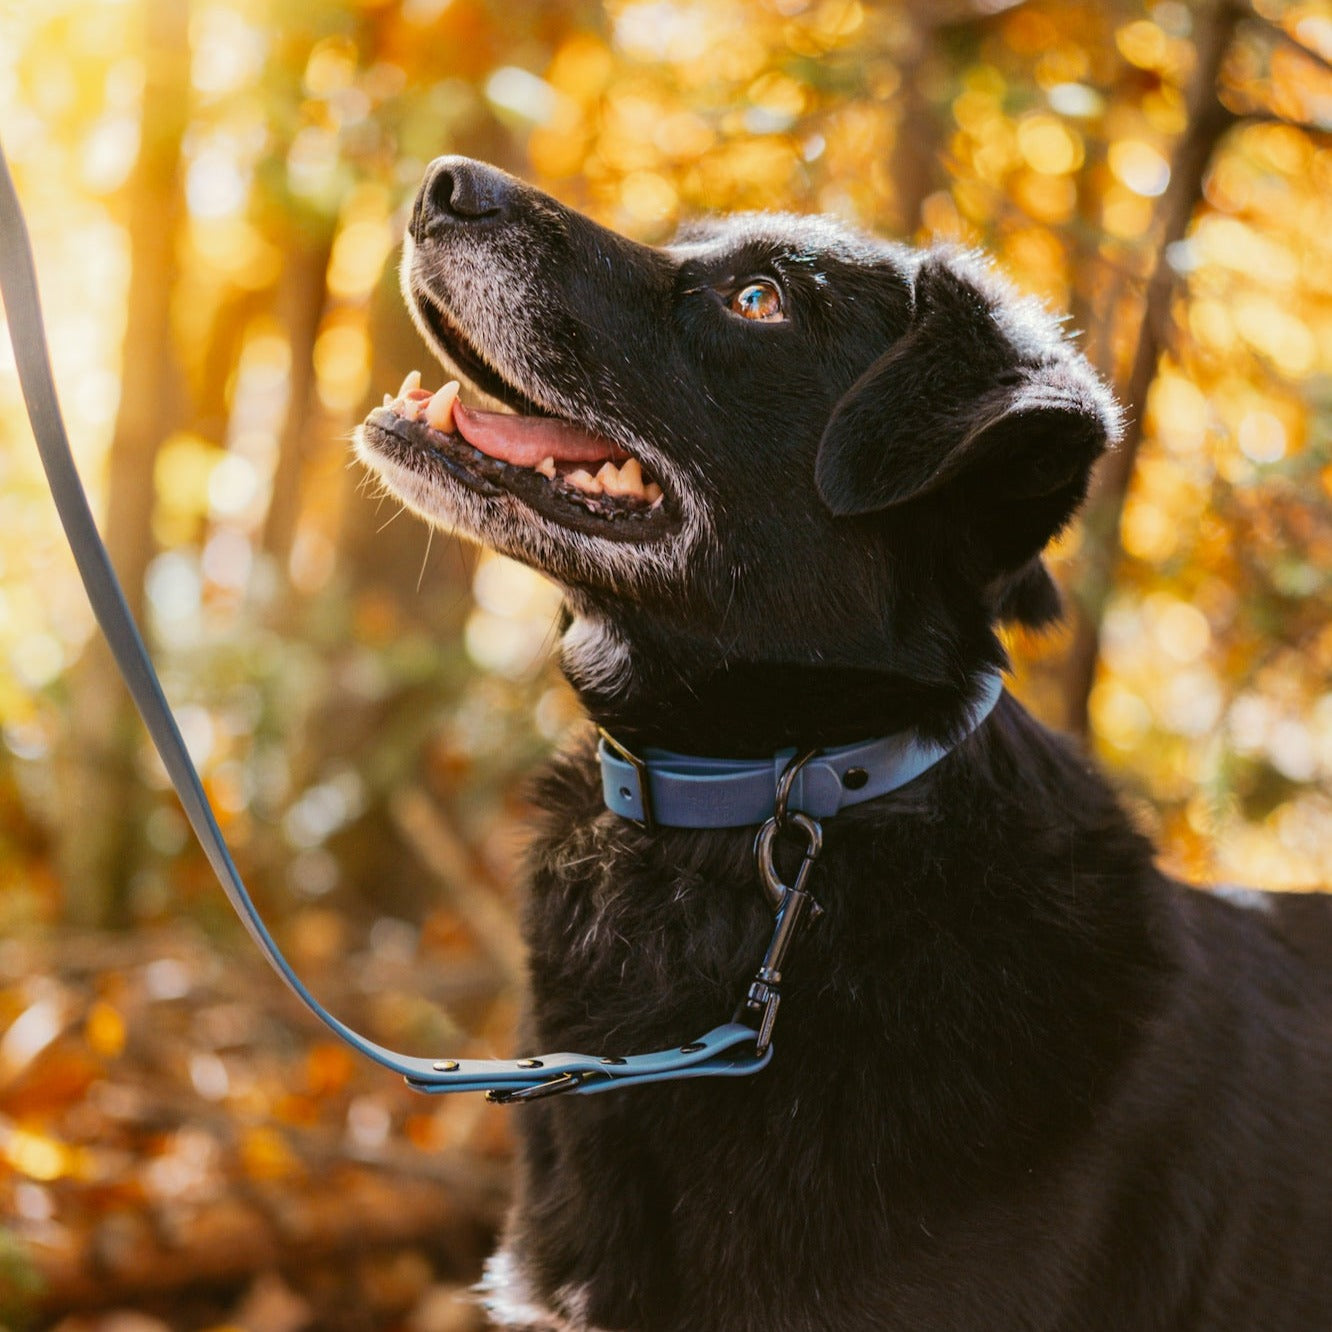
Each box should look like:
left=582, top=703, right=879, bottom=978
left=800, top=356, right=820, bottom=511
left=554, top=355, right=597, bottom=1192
left=485, top=1071, right=587, bottom=1104
left=772, top=747, right=820, bottom=828
left=740, top=794, right=825, bottom=1056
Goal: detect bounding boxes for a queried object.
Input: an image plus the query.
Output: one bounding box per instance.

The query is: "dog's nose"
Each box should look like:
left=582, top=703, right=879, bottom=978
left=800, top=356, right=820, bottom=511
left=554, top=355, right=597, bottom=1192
left=414, top=157, right=514, bottom=240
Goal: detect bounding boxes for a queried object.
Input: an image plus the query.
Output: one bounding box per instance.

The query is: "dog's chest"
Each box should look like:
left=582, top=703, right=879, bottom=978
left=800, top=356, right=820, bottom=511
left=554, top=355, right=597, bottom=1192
left=500, top=749, right=1202, bottom=1332
left=508, top=771, right=944, bottom=1329
left=523, top=807, right=764, bottom=1054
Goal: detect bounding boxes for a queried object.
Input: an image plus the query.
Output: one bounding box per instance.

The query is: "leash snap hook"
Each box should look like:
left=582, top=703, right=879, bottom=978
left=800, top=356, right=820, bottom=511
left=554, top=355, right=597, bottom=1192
left=773, top=746, right=820, bottom=828
left=757, top=746, right=824, bottom=911
left=754, top=810, right=824, bottom=914
left=742, top=808, right=825, bottom=1055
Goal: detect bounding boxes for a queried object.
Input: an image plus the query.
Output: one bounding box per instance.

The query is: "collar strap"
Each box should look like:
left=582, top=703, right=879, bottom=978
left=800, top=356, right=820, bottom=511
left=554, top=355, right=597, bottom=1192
left=599, top=672, right=1004, bottom=829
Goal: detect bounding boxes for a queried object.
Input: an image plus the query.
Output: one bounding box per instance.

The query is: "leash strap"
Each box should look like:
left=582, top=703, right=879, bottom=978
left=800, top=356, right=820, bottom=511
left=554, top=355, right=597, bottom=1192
left=0, top=141, right=771, bottom=1099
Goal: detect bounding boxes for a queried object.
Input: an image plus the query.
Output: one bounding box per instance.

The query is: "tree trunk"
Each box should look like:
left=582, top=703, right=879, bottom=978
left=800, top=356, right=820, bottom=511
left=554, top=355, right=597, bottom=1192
left=890, top=26, right=942, bottom=236
left=192, top=283, right=271, bottom=447
left=259, top=225, right=334, bottom=568
left=1058, top=0, right=1241, bottom=736
left=55, top=0, right=190, bottom=927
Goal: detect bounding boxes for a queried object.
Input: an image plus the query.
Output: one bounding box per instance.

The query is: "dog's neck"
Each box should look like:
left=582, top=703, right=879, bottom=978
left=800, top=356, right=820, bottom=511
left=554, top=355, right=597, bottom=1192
left=562, top=613, right=1006, bottom=756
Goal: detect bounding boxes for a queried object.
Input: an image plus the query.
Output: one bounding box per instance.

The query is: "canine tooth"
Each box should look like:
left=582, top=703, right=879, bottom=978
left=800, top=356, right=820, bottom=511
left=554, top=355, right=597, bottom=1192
left=397, top=370, right=421, bottom=398
left=383, top=393, right=394, bottom=408
left=425, top=381, right=460, bottom=433
left=535, top=456, right=557, bottom=478
left=567, top=468, right=603, bottom=494
left=645, top=482, right=663, bottom=504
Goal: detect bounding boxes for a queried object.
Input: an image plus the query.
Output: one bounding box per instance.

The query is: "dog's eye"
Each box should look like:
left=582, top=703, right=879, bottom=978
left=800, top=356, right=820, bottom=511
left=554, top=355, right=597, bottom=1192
left=728, top=280, right=785, bottom=323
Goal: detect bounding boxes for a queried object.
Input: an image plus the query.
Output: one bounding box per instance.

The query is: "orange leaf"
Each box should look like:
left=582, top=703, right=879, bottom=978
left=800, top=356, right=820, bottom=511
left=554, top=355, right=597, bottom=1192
left=85, top=999, right=126, bottom=1059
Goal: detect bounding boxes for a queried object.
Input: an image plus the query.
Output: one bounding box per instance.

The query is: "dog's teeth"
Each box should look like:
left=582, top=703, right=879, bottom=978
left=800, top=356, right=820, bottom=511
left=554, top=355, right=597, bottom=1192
left=401, top=393, right=428, bottom=421
left=598, top=458, right=650, bottom=498
left=424, top=381, right=460, bottom=433
left=383, top=393, right=394, bottom=408
left=567, top=468, right=603, bottom=494
left=535, top=456, right=557, bottom=478
left=397, top=370, right=421, bottom=399
left=645, top=482, right=663, bottom=503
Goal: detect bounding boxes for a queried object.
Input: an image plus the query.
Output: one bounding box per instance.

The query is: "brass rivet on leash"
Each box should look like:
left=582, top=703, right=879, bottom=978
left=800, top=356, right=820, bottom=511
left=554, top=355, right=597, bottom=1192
left=843, top=766, right=869, bottom=790
left=433, top=1059, right=460, bottom=1072
left=517, top=1058, right=544, bottom=1069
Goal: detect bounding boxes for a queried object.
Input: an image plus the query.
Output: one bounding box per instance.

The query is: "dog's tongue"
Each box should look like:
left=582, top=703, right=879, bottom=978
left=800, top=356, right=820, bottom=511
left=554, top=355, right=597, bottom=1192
left=454, top=402, right=629, bottom=468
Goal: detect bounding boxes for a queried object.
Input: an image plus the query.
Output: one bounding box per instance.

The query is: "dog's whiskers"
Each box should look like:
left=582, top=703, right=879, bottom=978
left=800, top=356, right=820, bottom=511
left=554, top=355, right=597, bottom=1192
left=376, top=503, right=408, bottom=534
left=416, top=525, right=435, bottom=593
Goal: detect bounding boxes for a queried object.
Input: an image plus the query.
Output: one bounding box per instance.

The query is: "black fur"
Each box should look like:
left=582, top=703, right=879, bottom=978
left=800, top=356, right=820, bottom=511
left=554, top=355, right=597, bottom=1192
left=357, top=159, right=1332, bottom=1331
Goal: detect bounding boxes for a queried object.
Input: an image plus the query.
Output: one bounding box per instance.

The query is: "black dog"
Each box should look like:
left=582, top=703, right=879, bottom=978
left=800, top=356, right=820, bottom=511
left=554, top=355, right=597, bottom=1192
left=356, top=157, right=1332, bottom=1331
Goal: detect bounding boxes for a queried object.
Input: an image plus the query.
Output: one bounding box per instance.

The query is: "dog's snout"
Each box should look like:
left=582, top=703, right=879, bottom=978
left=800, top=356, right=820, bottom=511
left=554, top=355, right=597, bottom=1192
left=414, top=157, right=514, bottom=240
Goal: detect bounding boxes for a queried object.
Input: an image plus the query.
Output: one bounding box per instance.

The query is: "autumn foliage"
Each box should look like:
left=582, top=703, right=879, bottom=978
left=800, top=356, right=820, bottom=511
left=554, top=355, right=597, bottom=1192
left=0, top=0, right=1330, bottom=1326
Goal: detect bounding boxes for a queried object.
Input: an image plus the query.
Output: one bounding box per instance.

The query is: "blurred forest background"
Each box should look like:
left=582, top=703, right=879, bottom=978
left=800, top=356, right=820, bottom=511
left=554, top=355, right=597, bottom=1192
left=0, top=0, right=1330, bottom=1327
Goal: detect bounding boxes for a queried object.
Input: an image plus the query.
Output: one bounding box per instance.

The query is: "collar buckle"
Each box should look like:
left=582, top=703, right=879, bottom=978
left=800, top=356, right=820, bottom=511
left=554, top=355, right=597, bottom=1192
left=597, top=727, right=656, bottom=830
left=486, top=1071, right=586, bottom=1104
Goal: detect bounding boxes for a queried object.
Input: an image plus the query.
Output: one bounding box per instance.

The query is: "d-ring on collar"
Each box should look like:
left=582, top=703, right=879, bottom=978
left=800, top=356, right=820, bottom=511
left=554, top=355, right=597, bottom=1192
left=598, top=671, right=1005, bottom=829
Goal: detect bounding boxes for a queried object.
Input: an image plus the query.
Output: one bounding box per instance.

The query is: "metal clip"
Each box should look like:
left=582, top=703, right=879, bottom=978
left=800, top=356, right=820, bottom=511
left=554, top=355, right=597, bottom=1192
left=773, top=747, right=819, bottom=827
left=738, top=808, right=824, bottom=1055
left=485, top=1072, right=586, bottom=1104
left=754, top=808, right=825, bottom=912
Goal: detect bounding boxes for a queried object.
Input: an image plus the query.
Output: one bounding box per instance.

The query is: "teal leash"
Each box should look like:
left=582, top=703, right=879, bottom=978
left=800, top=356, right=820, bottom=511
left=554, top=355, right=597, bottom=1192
left=0, top=139, right=775, bottom=1101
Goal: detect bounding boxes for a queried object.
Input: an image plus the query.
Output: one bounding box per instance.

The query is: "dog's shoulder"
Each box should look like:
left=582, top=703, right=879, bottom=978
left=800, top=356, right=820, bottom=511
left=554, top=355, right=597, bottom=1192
left=1191, top=881, right=1332, bottom=978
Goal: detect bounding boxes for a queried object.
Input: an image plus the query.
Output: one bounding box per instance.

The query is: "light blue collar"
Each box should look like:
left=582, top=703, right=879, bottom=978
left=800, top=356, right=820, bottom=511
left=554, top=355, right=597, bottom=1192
left=598, top=672, right=1005, bottom=829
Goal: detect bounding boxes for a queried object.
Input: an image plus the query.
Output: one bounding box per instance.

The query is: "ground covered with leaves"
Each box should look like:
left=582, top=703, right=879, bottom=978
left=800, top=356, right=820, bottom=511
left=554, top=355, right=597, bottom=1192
left=0, top=920, right=515, bottom=1331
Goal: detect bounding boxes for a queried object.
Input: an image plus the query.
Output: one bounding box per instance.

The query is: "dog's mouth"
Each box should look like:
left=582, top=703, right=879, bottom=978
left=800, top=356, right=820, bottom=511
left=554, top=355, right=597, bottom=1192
left=359, top=291, right=675, bottom=542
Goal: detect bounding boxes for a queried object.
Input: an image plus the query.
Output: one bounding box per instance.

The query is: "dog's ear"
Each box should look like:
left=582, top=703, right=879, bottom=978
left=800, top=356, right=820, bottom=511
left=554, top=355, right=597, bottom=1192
left=994, top=556, right=1063, bottom=629
left=815, top=256, right=1119, bottom=572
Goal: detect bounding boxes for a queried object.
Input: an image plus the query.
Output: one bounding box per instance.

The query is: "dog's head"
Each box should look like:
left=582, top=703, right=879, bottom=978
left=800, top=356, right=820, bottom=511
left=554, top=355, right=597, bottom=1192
left=356, top=158, right=1119, bottom=750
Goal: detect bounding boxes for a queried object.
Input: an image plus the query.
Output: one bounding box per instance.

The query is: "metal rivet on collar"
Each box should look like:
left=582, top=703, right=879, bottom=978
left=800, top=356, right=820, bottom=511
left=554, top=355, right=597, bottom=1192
left=517, top=1058, right=543, bottom=1069
left=599, top=1056, right=627, bottom=1065
left=432, top=1059, right=459, bottom=1072
left=679, top=1043, right=705, bottom=1054
left=842, top=766, right=869, bottom=790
